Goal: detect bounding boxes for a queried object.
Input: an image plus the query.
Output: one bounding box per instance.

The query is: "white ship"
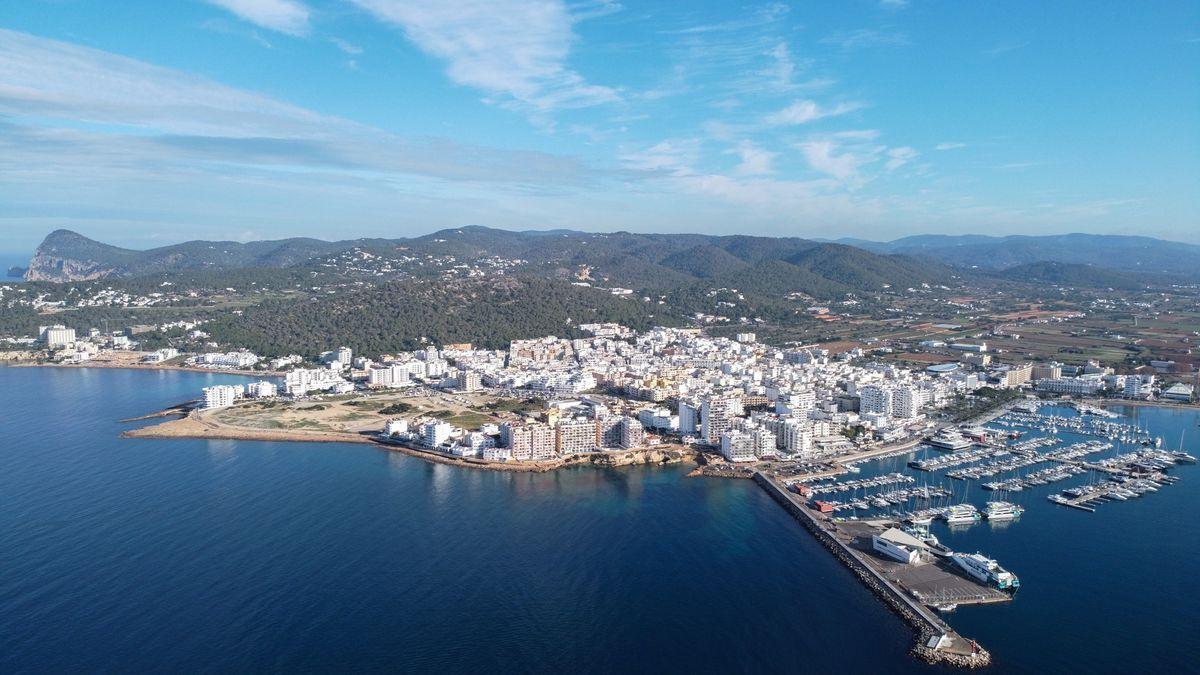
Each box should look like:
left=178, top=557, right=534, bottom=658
left=926, top=429, right=974, bottom=451
left=983, top=501, right=1024, bottom=521
left=951, top=552, right=1020, bottom=591
left=940, top=504, right=980, bottom=525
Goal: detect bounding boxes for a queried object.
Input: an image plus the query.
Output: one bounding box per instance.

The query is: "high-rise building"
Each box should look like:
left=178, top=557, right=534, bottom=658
left=502, top=423, right=556, bottom=461
left=459, top=369, right=482, bottom=392
left=859, top=384, right=893, bottom=416
left=420, top=421, right=453, bottom=448
left=677, top=399, right=699, bottom=435
left=556, top=418, right=597, bottom=455
left=39, top=325, right=76, bottom=347
left=719, top=430, right=757, bottom=462
left=701, top=393, right=741, bottom=445
left=595, top=415, right=623, bottom=449
left=619, top=416, right=645, bottom=449
left=891, top=385, right=920, bottom=419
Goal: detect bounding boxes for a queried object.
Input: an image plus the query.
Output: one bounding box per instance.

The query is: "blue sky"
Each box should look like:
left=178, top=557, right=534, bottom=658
left=1, top=0, right=1197, bottom=252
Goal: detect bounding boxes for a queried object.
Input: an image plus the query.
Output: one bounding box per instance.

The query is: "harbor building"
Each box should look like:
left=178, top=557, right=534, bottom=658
left=871, top=528, right=927, bottom=564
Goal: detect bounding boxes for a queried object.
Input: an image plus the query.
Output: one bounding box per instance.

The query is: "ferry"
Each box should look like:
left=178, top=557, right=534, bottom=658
left=951, top=552, right=1020, bottom=591
left=940, top=504, right=981, bottom=525
left=983, top=501, right=1024, bottom=521
left=926, top=429, right=974, bottom=452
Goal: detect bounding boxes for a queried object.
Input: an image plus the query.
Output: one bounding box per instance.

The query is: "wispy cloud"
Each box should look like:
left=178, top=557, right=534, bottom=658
left=798, top=140, right=865, bottom=181
left=935, top=142, right=966, bottom=151
left=766, top=99, right=863, bottom=126
left=0, top=29, right=600, bottom=187
left=204, top=0, right=310, bottom=36
left=731, top=141, right=776, bottom=176
left=349, top=0, right=617, bottom=113
left=985, top=41, right=1029, bottom=57
left=820, top=28, right=910, bottom=51
left=885, top=146, right=917, bottom=171
left=329, top=37, right=362, bottom=54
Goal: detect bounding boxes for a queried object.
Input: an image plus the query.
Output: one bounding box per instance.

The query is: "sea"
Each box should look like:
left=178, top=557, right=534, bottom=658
left=1, top=366, right=1198, bottom=673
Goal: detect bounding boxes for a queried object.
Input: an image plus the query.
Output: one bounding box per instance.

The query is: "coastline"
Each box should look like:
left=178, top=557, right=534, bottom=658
left=14, top=359, right=282, bottom=378
left=122, top=409, right=701, bottom=473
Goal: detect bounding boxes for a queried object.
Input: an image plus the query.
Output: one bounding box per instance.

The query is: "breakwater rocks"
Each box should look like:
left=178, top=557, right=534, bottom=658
left=752, top=473, right=991, bottom=669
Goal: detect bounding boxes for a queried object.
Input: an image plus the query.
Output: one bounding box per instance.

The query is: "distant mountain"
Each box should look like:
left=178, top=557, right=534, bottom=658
left=24, top=229, right=354, bottom=282
left=6, top=265, right=26, bottom=279
left=23, top=226, right=953, bottom=300
left=830, top=233, right=1200, bottom=277
left=992, top=261, right=1152, bottom=290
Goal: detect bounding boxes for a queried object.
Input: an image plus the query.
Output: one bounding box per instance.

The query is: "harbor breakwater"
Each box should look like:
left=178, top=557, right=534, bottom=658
left=753, top=472, right=991, bottom=669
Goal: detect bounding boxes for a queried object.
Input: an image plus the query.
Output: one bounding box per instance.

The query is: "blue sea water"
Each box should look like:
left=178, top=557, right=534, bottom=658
left=0, top=366, right=920, bottom=673
left=3, top=367, right=1198, bottom=673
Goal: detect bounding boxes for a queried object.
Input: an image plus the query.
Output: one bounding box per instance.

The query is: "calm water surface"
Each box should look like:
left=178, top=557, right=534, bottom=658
left=1, top=366, right=920, bottom=673
left=3, top=367, right=1198, bottom=672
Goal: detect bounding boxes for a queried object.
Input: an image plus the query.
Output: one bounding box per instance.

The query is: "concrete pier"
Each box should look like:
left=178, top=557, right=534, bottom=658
left=754, top=472, right=993, bottom=668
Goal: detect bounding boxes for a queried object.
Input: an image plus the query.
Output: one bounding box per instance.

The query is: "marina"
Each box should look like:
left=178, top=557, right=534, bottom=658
left=760, top=400, right=1198, bottom=668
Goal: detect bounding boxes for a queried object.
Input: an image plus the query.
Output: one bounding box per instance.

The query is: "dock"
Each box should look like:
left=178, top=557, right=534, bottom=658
left=754, top=472, right=993, bottom=668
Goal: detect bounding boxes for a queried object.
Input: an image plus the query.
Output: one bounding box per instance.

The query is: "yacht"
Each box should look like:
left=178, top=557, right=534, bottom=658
left=951, top=552, right=1020, bottom=591
left=926, top=429, right=974, bottom=451
left=983, top=501, right=1024, bottom=521
left=940, top=504, right=981, bottom=525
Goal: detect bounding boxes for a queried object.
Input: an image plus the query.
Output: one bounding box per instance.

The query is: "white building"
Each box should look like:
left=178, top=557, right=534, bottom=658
left=383, top=419, right=409, bottom=436
left=284, top=368, right=347, bottom=396
left=40, top=325, right=76, bottom=347
left=619, top=416, right=646, bottom=449
left=196, top=351, right=259, bottom=369
left=420, top=421, right=453, bottom=448
left=556, top=418, right=597, bottom=455
left=459, top=369, right=482, bottom=392
left=859, top=385, right=893, bottom=416
left=719, top=430, right=758, bottom=462
left=202, top=384, right=243, bottom=409
left=246, top=380, right=277, bottom=398
left=701, top=393, right=742, bottom=445
left=677, top=400, right=699, bottom=435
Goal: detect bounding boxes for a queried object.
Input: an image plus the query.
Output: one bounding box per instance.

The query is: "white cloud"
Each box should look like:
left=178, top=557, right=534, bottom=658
left=620, top=139, right=700, bottom=175
left=798, top=140, right=865, bottom=181
left=885, top=146, right=917, bottom=171
left=0, top=29, right=599, bottom=187
left=349, top=0, right=617, bottom=112
left=935, top=142, right=966, bottom=151
left=766, top=99, right=862, bottom=126
left=731, top=141, right=776, bottom=176
left=820, top=28, right=909, bottom=51
left=204, top=0, right=310, bottom=36
left=329, top=37, right=363, bottom=54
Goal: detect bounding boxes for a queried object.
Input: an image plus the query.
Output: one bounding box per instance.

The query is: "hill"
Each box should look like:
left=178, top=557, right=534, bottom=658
left=832, top=233, right=1200, bottom=277
left=205, top=275, right=676, bottom=356
left=22, top=226, right=954, bottom=301
left=992, top=261, right=1152, bottom=290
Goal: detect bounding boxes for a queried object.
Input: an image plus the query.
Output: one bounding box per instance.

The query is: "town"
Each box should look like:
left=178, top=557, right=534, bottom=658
left=20, top=320, right=1196, bottom=473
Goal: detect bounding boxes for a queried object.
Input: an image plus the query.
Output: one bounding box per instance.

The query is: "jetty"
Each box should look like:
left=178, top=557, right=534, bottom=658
left=754, top=472, right=993, bottom=668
